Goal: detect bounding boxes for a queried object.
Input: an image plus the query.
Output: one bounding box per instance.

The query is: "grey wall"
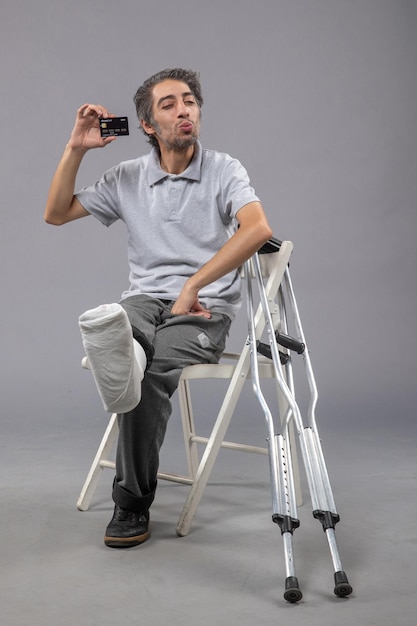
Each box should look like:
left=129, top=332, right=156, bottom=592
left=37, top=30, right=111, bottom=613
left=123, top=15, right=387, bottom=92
left=1, top=0, right=416, bottom=433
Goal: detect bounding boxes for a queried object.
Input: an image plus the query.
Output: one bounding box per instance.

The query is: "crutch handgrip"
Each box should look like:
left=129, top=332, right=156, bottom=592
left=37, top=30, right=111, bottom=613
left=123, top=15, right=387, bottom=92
left=276, top=332, right=305, bottom=354
left=256, top=341, right=289, bottom=364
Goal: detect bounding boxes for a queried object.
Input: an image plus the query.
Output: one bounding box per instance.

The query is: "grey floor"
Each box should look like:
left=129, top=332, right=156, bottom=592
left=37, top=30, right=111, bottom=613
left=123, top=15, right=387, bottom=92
left=2, top=395, right=416, bottom=626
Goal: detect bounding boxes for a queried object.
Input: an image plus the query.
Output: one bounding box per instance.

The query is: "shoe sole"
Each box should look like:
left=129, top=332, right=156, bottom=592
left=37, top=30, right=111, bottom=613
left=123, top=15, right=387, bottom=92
left=104, top=530, right=150, bottom=549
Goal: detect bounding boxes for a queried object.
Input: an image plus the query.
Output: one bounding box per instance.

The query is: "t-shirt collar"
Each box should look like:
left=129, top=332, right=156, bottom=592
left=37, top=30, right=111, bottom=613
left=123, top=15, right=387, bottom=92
left=148, top=140, right=202, bottom=186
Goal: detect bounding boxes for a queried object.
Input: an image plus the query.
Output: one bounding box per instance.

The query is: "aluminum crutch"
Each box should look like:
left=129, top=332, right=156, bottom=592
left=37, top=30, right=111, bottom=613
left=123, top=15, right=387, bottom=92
left=245, top=257, right=302, bottom=603
left=246, top=248, right=352, bottom=601
left=279, top=265, right=352, bottom=598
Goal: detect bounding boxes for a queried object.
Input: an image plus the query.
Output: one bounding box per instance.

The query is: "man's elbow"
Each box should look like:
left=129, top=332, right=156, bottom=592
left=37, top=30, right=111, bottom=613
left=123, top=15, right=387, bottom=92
left=44, top=209, right=64, bottom=226
left=264, top=224, right=274, bottom=242
left=257, top=222, right=274, bottom=247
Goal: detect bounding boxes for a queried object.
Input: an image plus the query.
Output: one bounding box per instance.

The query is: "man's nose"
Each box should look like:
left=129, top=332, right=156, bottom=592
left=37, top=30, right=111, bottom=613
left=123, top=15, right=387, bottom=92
left=177, top=101, right=189, bottom=117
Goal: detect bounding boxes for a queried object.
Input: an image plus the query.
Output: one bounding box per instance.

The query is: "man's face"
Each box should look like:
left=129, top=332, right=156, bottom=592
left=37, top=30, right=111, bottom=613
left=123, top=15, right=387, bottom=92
left=143, top=79, right=201, bottom=150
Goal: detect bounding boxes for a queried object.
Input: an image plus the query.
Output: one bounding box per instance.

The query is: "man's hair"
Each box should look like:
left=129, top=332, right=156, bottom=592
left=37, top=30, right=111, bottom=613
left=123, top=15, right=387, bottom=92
left=133, top=68, right=203, bottom=148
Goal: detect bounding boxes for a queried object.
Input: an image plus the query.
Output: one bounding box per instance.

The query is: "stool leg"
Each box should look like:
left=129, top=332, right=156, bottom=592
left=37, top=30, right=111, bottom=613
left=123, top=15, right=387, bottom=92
left=177, top=378, right=200, bottom=480
left=76, top=413, right=118, bottom=511
left=175, top=348, right=251, bottom=536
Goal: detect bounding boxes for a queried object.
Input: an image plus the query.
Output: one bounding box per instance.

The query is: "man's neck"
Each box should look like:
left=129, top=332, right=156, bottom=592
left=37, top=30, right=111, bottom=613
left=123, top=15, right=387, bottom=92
left=158, top=145, right=195, bottom=175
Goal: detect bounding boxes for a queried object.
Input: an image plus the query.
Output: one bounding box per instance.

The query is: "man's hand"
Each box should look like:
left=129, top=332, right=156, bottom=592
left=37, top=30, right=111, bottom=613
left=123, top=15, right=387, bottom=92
left=44, top=103, right=119, bottom=225
left=68, top=103, right=118, bottom=152
left=171, top=283, right=211, bottom=318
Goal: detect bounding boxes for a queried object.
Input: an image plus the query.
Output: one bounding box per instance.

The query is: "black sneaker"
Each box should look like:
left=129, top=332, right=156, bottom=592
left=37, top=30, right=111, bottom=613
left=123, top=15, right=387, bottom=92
left=104, top=505, right=150, bottom=548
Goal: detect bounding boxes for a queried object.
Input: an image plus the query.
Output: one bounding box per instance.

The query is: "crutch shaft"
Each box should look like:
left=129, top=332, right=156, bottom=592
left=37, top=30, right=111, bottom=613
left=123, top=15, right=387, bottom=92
left=282, top=533, right=303, bottom=603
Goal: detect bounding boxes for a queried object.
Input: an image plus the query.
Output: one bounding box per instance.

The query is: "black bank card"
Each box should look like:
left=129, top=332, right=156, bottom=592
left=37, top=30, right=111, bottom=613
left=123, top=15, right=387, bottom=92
left=99, top=116, right=129, bottom=137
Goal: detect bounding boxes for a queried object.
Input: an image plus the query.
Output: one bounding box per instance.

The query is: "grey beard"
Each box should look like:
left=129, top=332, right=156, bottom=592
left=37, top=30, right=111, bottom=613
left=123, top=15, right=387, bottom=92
left=161, top=134, right=198, bottom=151
left=151, top=118, right=199, bottom=151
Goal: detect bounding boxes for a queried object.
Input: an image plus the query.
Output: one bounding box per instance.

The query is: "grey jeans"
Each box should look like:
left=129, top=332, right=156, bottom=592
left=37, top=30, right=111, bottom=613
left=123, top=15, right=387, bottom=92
left=112, top=294, right=231, bottom=513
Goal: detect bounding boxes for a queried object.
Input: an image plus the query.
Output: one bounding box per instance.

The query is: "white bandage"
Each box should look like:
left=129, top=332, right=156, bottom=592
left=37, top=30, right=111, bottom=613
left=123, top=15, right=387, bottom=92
left=79, top=303, right=146, bottom=413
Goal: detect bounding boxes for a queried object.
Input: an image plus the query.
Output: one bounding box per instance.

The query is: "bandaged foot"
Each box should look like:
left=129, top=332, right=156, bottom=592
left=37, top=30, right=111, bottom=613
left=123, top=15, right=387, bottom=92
left=79, top=303, right=147, bottom=413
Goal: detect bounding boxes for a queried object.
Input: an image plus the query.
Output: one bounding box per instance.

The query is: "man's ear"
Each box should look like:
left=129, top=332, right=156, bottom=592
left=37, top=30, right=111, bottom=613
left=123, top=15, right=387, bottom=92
left=141, top=119, right=155, bottom=137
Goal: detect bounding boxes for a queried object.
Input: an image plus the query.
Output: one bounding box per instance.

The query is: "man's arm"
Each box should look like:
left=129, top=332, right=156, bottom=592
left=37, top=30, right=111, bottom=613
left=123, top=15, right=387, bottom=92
left=44, top=103, right=117, bottom=225
left=171, top=201, right=273, bottom=317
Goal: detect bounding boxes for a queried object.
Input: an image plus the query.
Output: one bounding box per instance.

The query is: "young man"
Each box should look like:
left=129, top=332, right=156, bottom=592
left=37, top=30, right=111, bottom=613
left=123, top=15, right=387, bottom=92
left=45, top=68, right=272, bottom=548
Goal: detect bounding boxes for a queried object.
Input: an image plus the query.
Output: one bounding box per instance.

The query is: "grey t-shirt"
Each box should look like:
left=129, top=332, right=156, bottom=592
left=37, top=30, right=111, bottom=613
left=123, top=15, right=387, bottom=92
left=76, top=141, right=260, bottom=320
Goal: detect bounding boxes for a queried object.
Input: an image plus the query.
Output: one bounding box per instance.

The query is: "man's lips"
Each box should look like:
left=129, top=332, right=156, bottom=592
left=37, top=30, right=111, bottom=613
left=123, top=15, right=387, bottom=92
left=178, top=121, right=193, bottom=131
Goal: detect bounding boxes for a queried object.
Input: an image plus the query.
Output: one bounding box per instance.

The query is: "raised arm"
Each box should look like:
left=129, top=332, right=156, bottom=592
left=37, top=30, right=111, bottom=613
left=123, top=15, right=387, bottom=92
left=44, top=104, right=117, bottom=225
left=171, top=201, right=273, bottom=317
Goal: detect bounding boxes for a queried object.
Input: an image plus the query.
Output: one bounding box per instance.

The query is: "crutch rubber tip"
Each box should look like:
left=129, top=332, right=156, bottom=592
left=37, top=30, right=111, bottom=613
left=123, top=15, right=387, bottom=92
left=333, top=570, right=353, bottom=597
left=284, top=576, right=303, bottom=603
